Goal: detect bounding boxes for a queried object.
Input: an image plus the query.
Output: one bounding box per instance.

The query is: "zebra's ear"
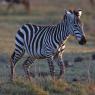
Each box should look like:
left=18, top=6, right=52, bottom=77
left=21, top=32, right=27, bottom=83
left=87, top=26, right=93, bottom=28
left=78, top=10, right=82, bottom=18
left=74, top=9, right=82, bottom=18
left=64, top=9, right=71, bottom=15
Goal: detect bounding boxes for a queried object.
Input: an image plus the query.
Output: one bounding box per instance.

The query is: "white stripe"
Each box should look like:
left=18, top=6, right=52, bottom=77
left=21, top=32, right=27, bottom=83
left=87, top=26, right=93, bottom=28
left=16, top=33, right=23, bottom=42
left=15, top=40, right=23, bottom=48
left=19, top=28, right=25, bottom=37
left=22, top=25, right=30, bottom=54
left=15, top=47, right=22, bottom=53
left=24, top=25, right=31, bottom=45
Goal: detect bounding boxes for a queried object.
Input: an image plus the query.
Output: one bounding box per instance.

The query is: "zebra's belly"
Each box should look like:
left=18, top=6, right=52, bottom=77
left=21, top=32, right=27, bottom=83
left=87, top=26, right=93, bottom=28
left=26, top=48, right=46, bottom=59
left=26, top=47, right=56, bottom=59
left=25, top=40, right=65, bottom=59
left=25, top=45, right=65, bottom=59
left=29, top=55, right=46, bottom=59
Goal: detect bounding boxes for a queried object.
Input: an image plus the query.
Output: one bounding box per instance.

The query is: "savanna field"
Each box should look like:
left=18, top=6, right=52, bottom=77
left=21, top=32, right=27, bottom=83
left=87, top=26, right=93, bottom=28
left=0, top=0, right=95, bottom=95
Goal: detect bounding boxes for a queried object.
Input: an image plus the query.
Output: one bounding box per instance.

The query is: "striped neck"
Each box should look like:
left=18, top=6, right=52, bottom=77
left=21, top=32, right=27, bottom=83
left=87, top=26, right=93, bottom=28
left=56, top=21, right=70, bottom=45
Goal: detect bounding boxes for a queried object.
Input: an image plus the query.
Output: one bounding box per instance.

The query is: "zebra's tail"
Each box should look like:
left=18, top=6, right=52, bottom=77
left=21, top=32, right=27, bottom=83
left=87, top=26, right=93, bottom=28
left=10, top=29, right=25, bottom=81
left=12, top=29, right=25, bottom=65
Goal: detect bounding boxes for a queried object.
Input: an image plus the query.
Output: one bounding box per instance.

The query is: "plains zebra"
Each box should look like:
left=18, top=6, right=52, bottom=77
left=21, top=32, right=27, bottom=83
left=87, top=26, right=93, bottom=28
left=10, top=9, right=86, bottom=81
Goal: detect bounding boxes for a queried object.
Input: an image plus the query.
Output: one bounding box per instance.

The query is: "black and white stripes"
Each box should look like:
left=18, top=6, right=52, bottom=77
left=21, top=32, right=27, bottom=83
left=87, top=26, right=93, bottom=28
left=10, top=9, right=86, bottom=80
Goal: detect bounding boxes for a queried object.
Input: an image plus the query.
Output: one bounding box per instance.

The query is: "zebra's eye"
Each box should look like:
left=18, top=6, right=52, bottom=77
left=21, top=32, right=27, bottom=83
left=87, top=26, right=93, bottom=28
left=74, top=24, right=78, bottom=27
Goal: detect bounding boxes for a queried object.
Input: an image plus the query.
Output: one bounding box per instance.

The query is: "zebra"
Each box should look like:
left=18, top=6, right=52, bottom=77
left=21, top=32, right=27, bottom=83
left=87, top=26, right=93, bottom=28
left=10, top=9, right=87, bottom=81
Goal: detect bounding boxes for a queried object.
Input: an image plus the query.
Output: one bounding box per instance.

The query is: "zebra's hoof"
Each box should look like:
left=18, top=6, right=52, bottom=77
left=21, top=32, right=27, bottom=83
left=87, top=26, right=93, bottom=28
left=10, top=76, right=15, bottom=82
left=57, top=75, right=64, bottom=80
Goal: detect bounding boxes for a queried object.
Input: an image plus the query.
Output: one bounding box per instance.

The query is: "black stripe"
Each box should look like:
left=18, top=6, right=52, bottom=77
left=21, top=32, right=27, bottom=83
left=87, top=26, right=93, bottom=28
left=33, top=25, right=38, bottom=33
left=57, top=25, right=61, bottom=42
left=17, top=30, right=24, bottom=39
left=31, top=28, right=44, bottom=55
left=54, top=27, right=59, bottom=45
left=26, top=24, right=34, bottom=53
left=35, top=27, right=47, bottom=55
left=11, top=52, right=15, bottom=59
left=16, top=37, right=23, bottom=46
left=74, top=31, right=80, bottom=34
left=15, top=49, right=22, bottom=54
left=16, top=44, right=23, bottom=51
left=40, top=32, right=47, bottom=56
left=15, top=53, right=21, bottom=57
left=51, top=27, right=57, bottom=49
left=22, top=25, right=29, bottom=46
left=47, top=27, right=53, bottom=48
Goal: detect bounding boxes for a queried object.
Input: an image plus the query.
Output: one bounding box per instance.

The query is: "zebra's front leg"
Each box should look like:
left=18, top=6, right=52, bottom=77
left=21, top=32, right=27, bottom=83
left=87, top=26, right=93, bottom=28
left=57, top=60, right=65, bottom=79
left=23, top=57, right=34, bottom=81
left=56, top=53, right=65, bottom=79
left=47, top=58, right=55, bottom=80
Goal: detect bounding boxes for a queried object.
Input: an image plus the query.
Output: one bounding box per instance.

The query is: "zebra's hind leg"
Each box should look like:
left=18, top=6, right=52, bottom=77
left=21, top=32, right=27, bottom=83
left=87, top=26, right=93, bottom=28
left=47, top=58, right=55, bottom=80
left=10, top=49, right=25, bottom=81
left=23, top=57, right=35, bottom=81
left=10, top=53, right=16, bottom=81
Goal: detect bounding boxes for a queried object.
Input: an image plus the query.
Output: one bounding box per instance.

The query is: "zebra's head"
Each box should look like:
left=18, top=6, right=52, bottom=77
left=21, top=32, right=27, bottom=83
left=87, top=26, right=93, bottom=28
left=64, top=9, right=86, bottom=45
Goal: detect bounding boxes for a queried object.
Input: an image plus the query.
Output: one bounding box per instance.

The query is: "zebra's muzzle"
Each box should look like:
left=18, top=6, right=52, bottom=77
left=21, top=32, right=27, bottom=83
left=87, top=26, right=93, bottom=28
left=79, top=36, right=87, bottom=45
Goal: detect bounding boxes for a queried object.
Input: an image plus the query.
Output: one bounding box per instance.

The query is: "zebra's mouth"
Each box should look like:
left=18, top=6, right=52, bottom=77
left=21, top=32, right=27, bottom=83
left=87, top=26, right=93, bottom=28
left=79, top=36, right=87, bottom=45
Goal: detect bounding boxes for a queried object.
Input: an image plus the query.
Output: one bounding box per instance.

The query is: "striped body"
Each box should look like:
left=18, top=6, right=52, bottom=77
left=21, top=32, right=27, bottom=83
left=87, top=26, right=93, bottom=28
left=15, top=23, right=68, bottom=60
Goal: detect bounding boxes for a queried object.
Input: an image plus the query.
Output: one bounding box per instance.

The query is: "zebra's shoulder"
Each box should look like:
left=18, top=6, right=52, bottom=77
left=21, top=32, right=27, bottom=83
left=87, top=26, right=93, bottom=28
left=19, top=23, right=41, bottom=34
left=19, top=23, right=57, bottom=34
left=22, top=23, right=56, bottom=28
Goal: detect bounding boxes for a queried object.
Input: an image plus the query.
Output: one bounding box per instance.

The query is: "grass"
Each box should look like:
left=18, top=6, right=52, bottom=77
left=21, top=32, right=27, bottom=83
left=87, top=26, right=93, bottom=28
left=0, top=75, right=95, bottom=95
left=0, top=52, right=95, bottom=95
left=0, top=80, right=49, bottom=95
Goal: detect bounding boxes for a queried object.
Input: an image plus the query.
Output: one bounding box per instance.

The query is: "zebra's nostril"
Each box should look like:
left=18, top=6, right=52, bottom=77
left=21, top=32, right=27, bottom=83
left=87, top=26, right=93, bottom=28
left=79, top=36, right=87, bottom=45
